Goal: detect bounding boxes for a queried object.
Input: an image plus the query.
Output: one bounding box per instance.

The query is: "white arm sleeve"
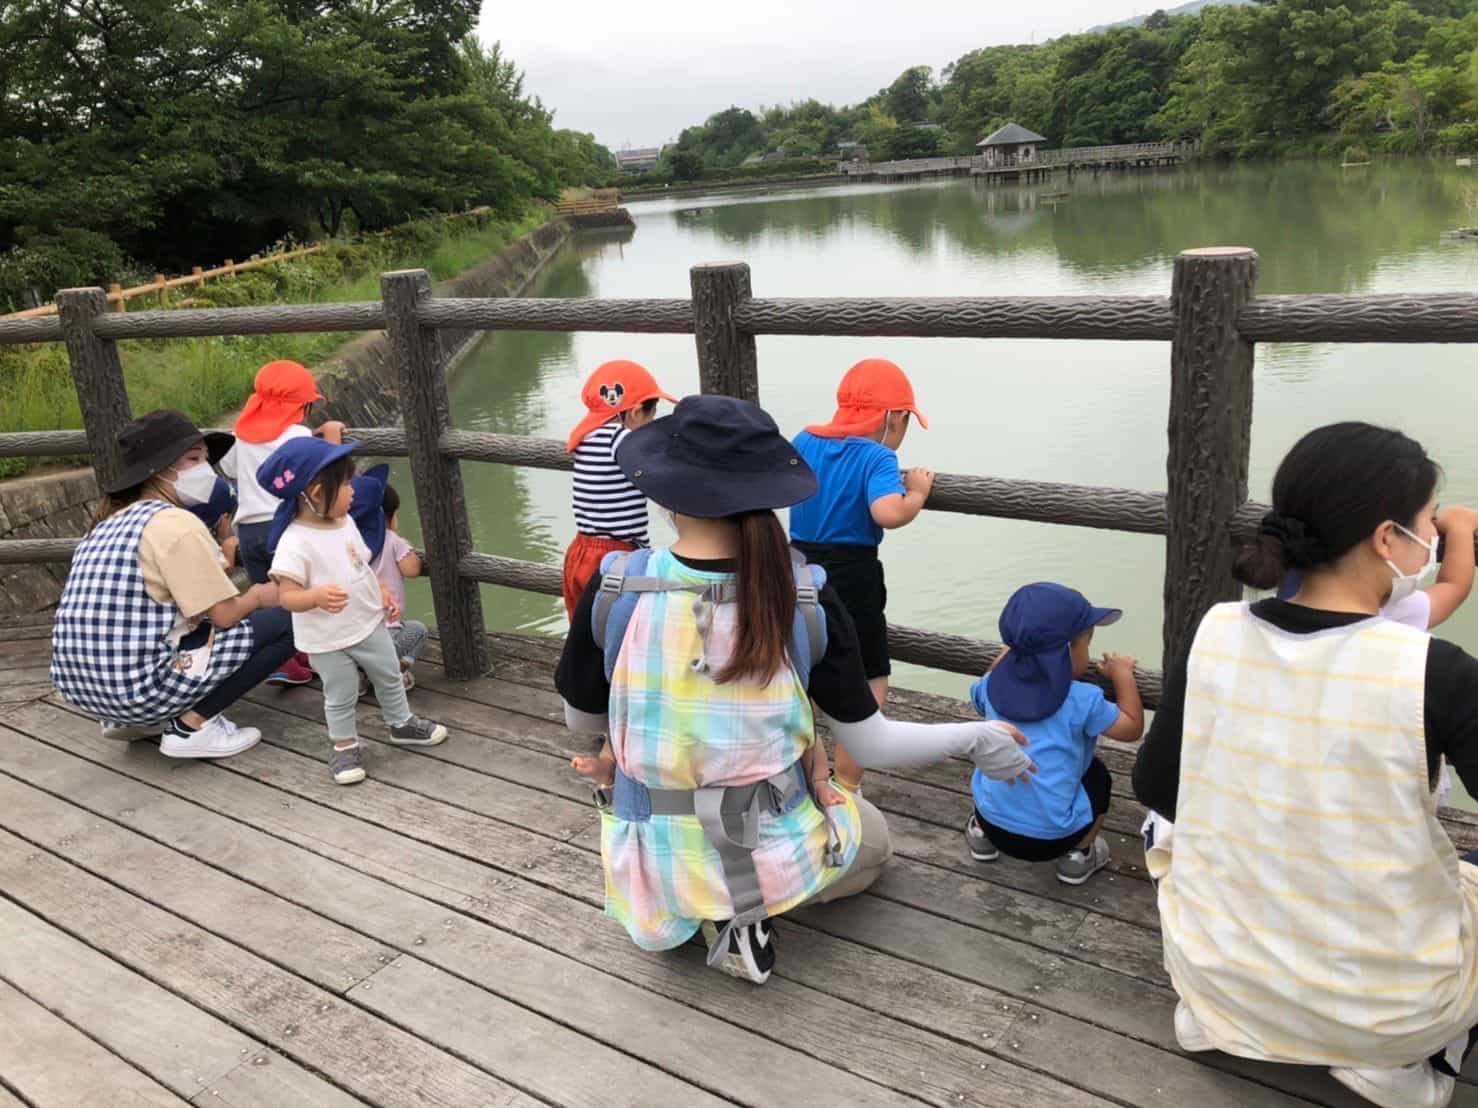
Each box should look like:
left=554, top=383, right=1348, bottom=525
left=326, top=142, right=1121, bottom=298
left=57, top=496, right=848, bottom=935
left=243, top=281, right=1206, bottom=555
left=820, top=709, right=1033, bottom=782
left=563, top=701, right=609, bottom=734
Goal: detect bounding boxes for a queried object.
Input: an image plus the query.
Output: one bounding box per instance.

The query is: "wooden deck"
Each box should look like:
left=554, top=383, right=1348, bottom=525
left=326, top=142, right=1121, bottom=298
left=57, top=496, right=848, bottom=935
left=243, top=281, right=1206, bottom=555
left=3, top=625, right=1477, bottom=1108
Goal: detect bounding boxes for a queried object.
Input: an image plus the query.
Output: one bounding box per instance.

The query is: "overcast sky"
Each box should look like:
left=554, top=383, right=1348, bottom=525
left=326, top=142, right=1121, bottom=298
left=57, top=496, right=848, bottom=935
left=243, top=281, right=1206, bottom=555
left=476, top=1, right=1150, bottom=150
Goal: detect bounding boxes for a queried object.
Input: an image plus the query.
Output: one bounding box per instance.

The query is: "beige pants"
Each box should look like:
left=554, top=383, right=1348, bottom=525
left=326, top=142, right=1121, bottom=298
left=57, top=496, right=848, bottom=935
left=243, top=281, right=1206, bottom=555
left=805, top=793, right=894, bottom=905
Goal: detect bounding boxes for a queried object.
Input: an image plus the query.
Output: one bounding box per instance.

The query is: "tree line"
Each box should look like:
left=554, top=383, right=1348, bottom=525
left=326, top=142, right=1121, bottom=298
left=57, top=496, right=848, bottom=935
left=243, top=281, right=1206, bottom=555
left=654, top=0, right=1478, bottom=180
left=0, top=0, right=616, bottom=305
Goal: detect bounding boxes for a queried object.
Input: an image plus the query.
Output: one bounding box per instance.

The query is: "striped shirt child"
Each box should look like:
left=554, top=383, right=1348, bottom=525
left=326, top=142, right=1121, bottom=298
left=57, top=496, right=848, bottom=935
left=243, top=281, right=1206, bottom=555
left=573, top=421, right=648, bottom=544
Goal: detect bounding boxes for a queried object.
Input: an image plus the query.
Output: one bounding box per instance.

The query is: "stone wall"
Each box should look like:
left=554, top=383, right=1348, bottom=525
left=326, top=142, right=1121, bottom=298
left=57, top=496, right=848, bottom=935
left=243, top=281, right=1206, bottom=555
left=0, top=468, right=98, bottom=615
left=0, top=217, right=575, bottom=618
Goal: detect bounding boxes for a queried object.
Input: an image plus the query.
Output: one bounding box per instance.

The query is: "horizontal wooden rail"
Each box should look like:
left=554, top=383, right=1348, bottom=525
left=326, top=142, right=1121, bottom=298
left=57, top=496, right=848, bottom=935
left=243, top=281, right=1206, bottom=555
left=417, top=297, right=694, bottom=334
left=734, top=297, right=1174, bottom=340
left=90, top=302, right=386, bottom=340
left=9, top=291, right=1478, bottom=349
left=1237, top=295, right=1478, bottom=343
left=0, top=316, right=63, bottom=344
left=0, top=425, right=1221, bottom=536
left=458, top=547, right=1163, bottom=706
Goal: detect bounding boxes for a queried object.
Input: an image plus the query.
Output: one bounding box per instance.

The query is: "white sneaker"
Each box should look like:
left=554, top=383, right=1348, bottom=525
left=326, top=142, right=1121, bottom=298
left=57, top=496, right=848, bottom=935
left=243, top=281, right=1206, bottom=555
left=159, top=715, right=261, bottom=759
left=1330, top=1063, right=1455, bottom=1108
left=100, top=721, right=163, bottom=742
left=1174, top=1001, right=1215, bottom=1053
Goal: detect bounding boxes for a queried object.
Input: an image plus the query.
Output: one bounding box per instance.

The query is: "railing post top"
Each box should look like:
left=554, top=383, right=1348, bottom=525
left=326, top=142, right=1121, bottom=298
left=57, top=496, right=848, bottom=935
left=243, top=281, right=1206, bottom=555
left=691, top=261, right=751, bottom=274
left=55, top=287, right=108, bottom=305
left=380, top=268, right=433, bottom=290
left=1178, top=246, right=1257, bottom=260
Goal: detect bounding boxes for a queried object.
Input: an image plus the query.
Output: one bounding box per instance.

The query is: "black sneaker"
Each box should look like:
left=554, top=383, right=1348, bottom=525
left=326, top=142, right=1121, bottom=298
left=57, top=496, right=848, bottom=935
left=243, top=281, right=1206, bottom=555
left=701, top=918, right=776, bottom=984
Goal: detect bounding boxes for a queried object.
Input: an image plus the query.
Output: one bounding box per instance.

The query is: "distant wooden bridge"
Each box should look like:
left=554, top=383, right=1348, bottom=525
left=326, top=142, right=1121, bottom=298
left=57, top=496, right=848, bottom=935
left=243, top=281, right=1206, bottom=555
left=842, top=141, right=1198, bottom=184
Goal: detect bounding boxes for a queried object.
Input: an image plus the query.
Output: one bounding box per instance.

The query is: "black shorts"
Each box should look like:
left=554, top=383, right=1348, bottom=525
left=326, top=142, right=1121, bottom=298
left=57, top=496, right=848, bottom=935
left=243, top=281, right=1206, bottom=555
left=976, top=757, right=1112, bottom=862
left=792, top=541, right=889, bottom=679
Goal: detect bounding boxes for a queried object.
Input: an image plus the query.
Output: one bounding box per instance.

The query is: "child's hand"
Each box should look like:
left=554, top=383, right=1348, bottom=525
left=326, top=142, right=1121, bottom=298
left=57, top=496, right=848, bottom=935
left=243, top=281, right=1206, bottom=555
left=381, top=586, right=401, bottom=623
left=248, top=581, right=279, bottom=609
left=814, top=777, right=849, bottom=807
left=903, top=467, right=936, bottom=497
left=1101, top=652, right=1137, bottom=680
left=315, top=584, right=350, bottom=613
left=571, top=748, right=616, bottom=788
left=1437, top=506, right=1478, bottom=535
left=314, top=419, right=346, bottom=443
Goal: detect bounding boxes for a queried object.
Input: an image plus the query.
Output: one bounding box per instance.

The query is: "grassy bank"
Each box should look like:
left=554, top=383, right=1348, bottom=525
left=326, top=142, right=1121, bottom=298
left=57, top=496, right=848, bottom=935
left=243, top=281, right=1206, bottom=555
left=0, top=207, right=548, bottom=477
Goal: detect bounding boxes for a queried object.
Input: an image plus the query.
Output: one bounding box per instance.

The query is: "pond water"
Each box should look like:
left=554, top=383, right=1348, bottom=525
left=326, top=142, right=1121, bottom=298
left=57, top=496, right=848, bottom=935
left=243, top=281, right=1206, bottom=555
left=390, top=160, right=1478, bottom=715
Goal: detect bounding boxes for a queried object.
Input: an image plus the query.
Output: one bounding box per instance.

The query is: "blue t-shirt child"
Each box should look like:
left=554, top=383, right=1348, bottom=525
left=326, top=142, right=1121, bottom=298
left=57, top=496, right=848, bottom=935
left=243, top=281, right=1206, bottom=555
left=970, top=672, right=1121, bottom=839
left=789, top=430, right=905, bottom=547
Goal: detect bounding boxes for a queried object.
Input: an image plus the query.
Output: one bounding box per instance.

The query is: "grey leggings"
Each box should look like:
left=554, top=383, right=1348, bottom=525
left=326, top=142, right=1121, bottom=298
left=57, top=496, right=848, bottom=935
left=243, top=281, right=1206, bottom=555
left=390, top=619, right=428, bottom=664
left=309, top=624, right=411, bottom=741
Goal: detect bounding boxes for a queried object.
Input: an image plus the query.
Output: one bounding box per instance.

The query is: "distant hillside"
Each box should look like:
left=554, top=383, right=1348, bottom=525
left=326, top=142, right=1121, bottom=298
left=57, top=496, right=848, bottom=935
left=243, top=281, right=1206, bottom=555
left=1090, top=0, right=1253, bottom=32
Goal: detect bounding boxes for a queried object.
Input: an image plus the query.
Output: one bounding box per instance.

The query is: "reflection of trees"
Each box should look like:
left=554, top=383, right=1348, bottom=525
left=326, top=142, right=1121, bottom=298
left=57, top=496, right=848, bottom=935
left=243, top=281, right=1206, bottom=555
left=666, top=163, right=1476, bottom=294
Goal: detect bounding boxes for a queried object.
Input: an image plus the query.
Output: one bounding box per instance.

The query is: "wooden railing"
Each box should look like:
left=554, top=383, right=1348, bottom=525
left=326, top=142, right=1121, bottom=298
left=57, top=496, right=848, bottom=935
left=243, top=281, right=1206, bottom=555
left=4, top=251, right=1478, bottom=705
left=1037, top=141, right=1198, bottom=166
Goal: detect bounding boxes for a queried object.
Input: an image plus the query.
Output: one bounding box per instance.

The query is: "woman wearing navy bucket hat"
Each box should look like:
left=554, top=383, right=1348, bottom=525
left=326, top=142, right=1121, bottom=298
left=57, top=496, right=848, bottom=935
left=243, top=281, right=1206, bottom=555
left=50, top=409, right=296, bottom=758
left=557, top=394, right=1036, bottom=984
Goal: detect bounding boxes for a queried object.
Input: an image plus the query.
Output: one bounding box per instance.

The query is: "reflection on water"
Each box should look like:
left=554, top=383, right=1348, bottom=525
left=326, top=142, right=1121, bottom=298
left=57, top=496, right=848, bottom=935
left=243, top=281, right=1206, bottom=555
left=388, top=161, right=1478, bottom=711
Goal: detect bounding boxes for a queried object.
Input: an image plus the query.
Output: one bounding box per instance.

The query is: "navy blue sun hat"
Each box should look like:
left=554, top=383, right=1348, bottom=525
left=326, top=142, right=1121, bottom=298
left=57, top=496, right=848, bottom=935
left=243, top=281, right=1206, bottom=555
left=616, top=394, right=817, bottom=518
left=348, top=464, right=391, bottom=564
left=991, top=582, right=1122, bottom=722
left=187, top=476, right=237, bottom=533
left=256, top=436, right=358, bottom=554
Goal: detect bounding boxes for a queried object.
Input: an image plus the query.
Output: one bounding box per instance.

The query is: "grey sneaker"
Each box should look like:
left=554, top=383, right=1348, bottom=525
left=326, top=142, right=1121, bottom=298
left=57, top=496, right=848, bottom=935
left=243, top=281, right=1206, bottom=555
left=388, top=715, right=448, bottom=746
left=965, top=813, right=1000, bottom=862
left=1056, top=836, right=1111, bottom=885
left=330, top=743, right=366, bottom=785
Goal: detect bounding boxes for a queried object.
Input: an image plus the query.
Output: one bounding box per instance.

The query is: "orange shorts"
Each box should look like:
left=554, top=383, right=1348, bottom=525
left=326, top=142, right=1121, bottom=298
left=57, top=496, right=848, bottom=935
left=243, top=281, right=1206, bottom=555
left=563, top=534, right=639, bottom=621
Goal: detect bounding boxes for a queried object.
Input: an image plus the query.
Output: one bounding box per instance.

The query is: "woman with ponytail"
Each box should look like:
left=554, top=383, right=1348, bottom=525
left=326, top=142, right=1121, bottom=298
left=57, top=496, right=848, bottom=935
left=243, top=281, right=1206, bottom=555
left=1134, top=422, right=1478, bottom=1108
left=556, top=395, right=1034, bottom=985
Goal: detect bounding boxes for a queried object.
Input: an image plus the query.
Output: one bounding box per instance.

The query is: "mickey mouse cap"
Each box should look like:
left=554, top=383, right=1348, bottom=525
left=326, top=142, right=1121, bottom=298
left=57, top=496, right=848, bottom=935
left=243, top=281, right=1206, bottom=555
left=566, top=360, right=677, bottom=452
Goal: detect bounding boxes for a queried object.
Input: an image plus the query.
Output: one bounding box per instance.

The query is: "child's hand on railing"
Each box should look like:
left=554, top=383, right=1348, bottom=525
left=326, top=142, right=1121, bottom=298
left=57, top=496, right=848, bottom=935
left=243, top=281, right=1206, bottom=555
left=1101, top=652, right=1138, bottom=681
left=315, top=584, right=349, bottom=613
left=903, top=467, right=936, bottom=498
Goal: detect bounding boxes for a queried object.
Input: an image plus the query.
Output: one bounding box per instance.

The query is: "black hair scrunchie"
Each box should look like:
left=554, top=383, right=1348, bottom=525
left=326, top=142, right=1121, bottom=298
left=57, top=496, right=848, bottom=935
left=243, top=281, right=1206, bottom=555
left=1258, top=512, right=1328, bottom=569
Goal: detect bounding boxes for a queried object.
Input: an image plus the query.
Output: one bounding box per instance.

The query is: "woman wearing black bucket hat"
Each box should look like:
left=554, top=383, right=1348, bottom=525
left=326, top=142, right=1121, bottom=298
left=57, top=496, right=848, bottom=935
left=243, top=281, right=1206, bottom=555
left=557, top=394, right=1035, bottom=984
left=50, top=409, right=295, bottom=759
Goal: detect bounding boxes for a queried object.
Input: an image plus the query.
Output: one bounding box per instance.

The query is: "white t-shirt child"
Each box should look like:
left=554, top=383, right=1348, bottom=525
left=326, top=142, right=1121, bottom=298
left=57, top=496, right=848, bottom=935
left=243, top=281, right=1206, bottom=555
left=269, top=517, right=385, bottom=654
left=220, top=424, right=311, bottom=526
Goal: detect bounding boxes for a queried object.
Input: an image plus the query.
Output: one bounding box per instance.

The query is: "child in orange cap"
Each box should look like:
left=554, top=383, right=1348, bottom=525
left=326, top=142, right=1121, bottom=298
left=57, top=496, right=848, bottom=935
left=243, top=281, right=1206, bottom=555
left=562, top=360, right=676, bottom=619
left=790, top=357, right=934, bottom=790
left=219, top=359, right=344, bottom=686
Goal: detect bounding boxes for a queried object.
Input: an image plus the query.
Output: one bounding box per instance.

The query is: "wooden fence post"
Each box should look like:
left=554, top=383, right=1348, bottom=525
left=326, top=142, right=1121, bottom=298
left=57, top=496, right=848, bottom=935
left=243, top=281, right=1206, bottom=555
left=1163, top=246, right=1258, bottom=671
left=690, top=262, right=759, bottom=403
left=56, top=287, right=132, bottom=492
left=381, top=268, right=489, bottom=679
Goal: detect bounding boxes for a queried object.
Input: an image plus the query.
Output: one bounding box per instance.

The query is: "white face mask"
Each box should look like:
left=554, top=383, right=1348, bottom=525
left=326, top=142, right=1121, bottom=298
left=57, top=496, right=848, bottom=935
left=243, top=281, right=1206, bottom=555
left=1385, top=522, right=1439, bottom=606
left=170, top=462, right=218, bottom=508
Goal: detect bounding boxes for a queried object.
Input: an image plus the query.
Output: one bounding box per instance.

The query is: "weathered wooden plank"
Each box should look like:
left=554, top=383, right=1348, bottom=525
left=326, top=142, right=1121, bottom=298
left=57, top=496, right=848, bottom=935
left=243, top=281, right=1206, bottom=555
left=795, top=892, right=1379, bottom=1107
left=15, top=702, right=1117, bottom=1108
left=236, top=695, right=595, bottom=843
left=0, top=828, right=541, bottom=1108
left=691, top=262, right=760, bottom=403
left=186, top=1052, right=367, bottom=1108
left=0, top=775, right=393, bottom=992
left=0, top=738, right=912, bottom=1108
left=347, top=957, right=734, bottom=1108
left=34, top=697, right=1389, bottom=1105
left=0, top=894, right=337, bottom=1104
left=0, top=978, right=188, bottom=1107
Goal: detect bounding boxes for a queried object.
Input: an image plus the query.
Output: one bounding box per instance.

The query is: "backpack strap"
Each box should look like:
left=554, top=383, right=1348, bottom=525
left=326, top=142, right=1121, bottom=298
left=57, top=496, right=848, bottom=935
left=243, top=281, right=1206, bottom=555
left=593, top=548, right=830, bottom=682
left=787, top=549, right=828, bottom=679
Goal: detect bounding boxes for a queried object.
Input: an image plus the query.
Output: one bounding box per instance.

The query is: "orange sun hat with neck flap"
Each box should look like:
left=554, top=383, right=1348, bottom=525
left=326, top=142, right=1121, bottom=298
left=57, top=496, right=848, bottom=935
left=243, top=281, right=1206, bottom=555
left=566, top=359, right=677, bottom=452
left=233, top=360, right=324, bottom=444
left=805, top=357, right=929, bottom=439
